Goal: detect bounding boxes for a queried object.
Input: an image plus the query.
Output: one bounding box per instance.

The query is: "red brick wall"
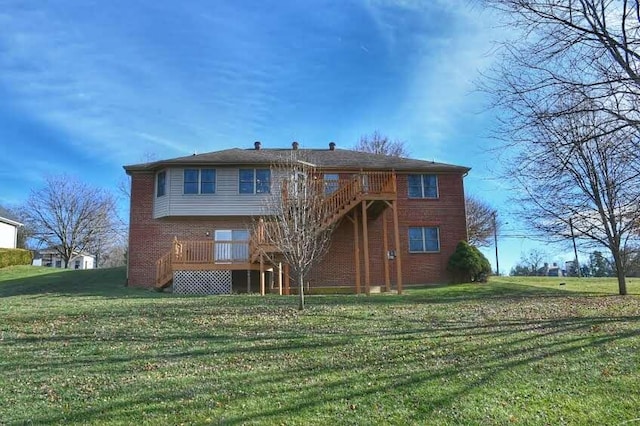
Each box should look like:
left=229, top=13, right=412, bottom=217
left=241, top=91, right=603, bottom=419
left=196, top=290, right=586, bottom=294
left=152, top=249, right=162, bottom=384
left=127, top=172, right=467, bottom=289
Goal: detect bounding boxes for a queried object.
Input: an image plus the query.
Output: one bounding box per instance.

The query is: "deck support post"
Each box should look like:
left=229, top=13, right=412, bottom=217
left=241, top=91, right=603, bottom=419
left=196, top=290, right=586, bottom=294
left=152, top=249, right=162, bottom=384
left=284, top=263, right=291, bottom=295
left=353, top=211, right=361, bottom=294
left=383, top=208, right=391, bottom=292
left=277, top=262, right=283, bottom=295
left=391, top=200, right=403, bottom=294
left=362, top=201, right=370, bottom=296
left=259, top=255, right=265, bottom=296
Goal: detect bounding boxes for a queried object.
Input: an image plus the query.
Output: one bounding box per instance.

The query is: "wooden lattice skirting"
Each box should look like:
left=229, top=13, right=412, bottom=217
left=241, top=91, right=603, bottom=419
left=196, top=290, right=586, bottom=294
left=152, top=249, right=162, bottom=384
left=173, top=270, right=232, bottom=295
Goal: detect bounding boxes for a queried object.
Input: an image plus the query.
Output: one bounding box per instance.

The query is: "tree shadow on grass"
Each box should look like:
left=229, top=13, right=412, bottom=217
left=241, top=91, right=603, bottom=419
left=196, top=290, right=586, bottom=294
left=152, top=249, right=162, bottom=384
left=18, top=313, right=640, bottom=425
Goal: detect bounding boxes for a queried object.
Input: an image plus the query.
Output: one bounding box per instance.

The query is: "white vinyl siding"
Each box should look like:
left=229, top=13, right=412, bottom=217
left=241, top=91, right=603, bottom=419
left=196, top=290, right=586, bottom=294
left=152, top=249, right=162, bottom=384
left=0, top=221, right=18, bottom=249
left=153, top=167, right=282, bottom=218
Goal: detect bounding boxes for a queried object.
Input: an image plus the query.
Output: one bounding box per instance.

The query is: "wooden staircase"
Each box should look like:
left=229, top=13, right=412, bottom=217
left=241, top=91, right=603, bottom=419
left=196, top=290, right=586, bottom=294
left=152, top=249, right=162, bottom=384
left=249, top=171, right=396, bottom=262
left=156, top=250, right=173, bottom=289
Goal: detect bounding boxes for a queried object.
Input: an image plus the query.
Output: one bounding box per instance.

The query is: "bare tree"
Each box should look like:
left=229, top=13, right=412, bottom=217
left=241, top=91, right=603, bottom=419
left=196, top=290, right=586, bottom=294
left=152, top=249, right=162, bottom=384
left=466, top=195, right=498, bottom=247
left=354, top=131, right=409, bottom=157
left=100, top=244, right=128, bottom=268
left=516, top=249, right=548, bottom=276
left=509, top=103, right=640, bottom=294
left=482, top=0, right=640, bottom=294
left=483, top=1, right=640, bottom=133
left=22, top=175, right=118, bottom=268
left=255, top=153, right=337, bottom=310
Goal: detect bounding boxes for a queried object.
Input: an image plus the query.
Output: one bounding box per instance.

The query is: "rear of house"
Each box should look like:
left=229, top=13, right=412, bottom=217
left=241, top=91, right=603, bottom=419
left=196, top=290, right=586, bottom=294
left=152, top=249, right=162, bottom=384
left=124, top=142, right=469, bottom=294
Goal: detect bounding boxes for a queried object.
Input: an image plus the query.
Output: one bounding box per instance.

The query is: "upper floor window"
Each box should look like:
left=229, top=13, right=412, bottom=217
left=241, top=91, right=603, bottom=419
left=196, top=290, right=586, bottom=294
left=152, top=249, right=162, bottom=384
left=239, top=169, right=271, bottom=194
left=408, top=174, right=438, bottom=198
left=157, top=171, right=167, bottom=197
left=324, top=173, right=340, bottom=194
left=184, top=169, right=216, bottom=194
left=408, top=226, right=440, bottom=252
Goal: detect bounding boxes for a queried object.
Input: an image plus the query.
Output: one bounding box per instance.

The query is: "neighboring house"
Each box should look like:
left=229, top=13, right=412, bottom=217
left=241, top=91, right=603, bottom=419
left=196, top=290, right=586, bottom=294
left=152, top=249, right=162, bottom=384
left=547, top=263, right=563, bottom=277
left=124, top=142, right=470, bottom=295
left=33, top=248, right=96, bottom=270
left=0, top=206, right=22, bottom=249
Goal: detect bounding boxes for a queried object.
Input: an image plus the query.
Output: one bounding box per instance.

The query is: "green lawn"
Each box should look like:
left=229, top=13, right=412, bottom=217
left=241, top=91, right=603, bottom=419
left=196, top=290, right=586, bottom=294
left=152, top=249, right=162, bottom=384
left=1, top=266, right=639, bottom=425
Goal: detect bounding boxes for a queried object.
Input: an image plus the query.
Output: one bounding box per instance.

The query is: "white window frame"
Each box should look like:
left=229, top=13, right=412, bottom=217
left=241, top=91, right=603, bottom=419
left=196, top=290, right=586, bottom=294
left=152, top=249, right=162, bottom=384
left=156, top=170, right=167, bottom=198
left=407, top=174, right=438, bottom=199
left=239, top=168, right=271, bottom=194
left=408, top=226, right=440, bottom=253
left=183, top=168, right=216, bottom=195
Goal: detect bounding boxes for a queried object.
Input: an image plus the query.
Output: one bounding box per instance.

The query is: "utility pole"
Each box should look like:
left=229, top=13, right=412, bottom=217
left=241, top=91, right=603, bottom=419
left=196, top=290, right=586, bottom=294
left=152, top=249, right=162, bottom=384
left=569, top=218, right=580, bottom=277
left=493, top=211, right=499, bottom=276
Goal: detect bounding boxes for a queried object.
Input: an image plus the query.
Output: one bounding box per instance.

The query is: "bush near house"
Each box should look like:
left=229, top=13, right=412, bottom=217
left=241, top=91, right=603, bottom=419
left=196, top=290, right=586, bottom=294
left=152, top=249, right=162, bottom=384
left=447, top=240, right=491, bottom=283
left=0, top=248, right=32, bottom=269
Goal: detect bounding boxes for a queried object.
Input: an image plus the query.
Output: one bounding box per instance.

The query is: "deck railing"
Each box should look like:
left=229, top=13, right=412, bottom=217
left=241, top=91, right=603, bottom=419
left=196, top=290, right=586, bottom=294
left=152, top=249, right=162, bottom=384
left=173, top=240, right=251, bottom=265
left=156, top=251, right=173, bottom=286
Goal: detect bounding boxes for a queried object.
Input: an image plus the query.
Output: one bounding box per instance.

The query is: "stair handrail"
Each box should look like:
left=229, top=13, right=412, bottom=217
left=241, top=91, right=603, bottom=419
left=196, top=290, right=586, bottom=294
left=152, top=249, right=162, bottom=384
left=155, top=250, right=173, bottom=286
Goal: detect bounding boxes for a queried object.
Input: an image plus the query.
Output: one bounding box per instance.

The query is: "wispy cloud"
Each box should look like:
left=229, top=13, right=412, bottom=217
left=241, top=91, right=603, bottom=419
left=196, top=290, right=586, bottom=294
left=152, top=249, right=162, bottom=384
left=359, top=0, right=502, bottom=161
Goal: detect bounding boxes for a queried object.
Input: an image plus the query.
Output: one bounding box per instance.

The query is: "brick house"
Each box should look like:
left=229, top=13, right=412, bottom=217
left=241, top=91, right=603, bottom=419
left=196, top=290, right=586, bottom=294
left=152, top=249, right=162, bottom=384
left=124, top=142, right=469, bottom=294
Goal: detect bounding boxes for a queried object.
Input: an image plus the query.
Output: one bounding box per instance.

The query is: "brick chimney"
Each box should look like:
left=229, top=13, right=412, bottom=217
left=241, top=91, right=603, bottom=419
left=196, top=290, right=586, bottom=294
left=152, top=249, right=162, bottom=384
left=329, top=142, right=336, bottom=151
left=254, top=141, right=261, bottom=150
left=292, top=141, right=299, bottom=150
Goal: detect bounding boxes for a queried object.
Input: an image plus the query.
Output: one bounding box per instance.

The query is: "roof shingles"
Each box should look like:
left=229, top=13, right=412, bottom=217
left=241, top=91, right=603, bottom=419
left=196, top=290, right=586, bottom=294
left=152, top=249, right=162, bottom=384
left=124, top=148, right=470, bottom=173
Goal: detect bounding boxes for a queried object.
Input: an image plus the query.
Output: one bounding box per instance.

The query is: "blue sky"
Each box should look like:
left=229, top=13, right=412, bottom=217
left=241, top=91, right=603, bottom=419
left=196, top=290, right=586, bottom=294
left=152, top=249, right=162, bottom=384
left=0, top=0, right=571, bottom=272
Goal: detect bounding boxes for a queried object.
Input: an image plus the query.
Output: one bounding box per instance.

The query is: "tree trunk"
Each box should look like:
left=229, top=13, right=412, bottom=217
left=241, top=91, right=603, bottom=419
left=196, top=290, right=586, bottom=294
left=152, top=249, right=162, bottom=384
left=613, top=252, right=627, bottom=295
left=298, top=273, right=305, bottom=311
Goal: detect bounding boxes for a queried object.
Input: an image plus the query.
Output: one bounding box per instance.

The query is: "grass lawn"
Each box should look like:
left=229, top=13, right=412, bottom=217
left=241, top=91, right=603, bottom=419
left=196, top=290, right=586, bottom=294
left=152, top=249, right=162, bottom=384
left=1, top=266, right=639, bottom=425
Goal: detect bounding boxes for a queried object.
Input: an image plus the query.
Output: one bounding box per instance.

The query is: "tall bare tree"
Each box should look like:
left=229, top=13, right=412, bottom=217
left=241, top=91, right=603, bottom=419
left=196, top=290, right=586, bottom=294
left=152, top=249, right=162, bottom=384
left=483, top=1, right=640, bottom=132
left=482, top=0, right=640, bottom=294
left=255, top=153, right=337, bottom=310
left=466, top=195, right=498, bottom=247
left=354, top=131, right=409, bottom=157
left=509, top=101, right=640, bottom=294
left=22, top=175, right=118, bottom=268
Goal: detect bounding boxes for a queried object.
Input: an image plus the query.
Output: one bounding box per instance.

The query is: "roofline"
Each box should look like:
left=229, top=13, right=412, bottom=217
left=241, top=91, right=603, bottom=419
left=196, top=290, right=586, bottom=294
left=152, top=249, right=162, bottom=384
left=38, top=248, right=96, bottom=257
left=123, top=147, right=470, bottom=174
left=0, top=216, right=23, bottom=227
left=125, top=161, right=470, bottom=173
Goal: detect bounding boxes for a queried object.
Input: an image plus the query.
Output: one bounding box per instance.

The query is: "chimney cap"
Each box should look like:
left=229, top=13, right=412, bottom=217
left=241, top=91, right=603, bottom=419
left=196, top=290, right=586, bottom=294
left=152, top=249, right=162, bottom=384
left=329, top=141, right=336, bottom=151
left=254, top=141, right=261, bottom=150
left=292, top=141, right=299, bottom=150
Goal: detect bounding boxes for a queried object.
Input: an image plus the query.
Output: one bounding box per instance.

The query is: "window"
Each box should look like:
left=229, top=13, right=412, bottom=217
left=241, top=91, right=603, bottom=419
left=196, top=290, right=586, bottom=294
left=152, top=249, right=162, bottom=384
left=201, top=169, right=216, bottom=194
left=408, top=174, right=438, bottom=198
left=214, top=229, right=249, bottom=262
left=183, top=169, right=216, bottom=194
left=74, top=260, right=81, bottom=270
left=239, top=169, right=271, bottom=194
left=408, top=227, right=440, bottom=252
left=324, top=173, right=340, bottom=194
left=157, top=171, right=167, bottom=197
left=184, top=169, right=199, bottom=194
